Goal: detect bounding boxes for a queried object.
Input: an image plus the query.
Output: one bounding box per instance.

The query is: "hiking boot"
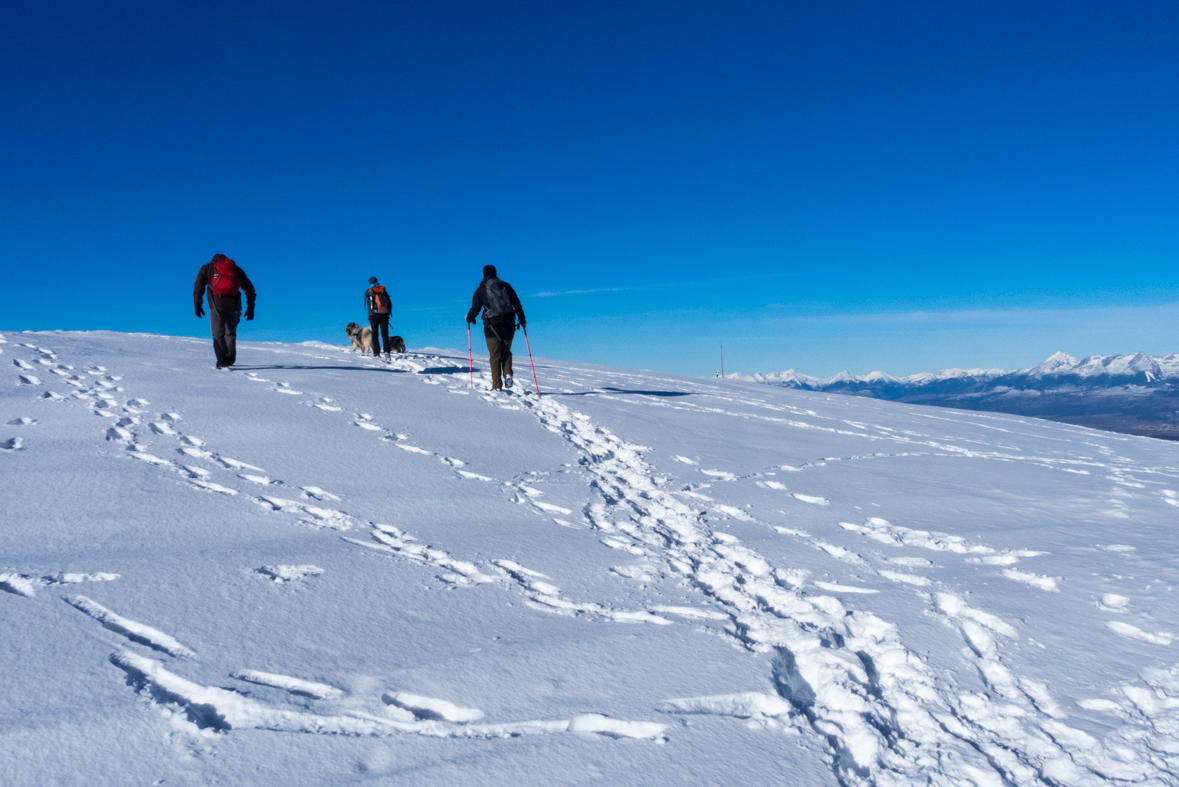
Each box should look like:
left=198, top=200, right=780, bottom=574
left=504, top=375, right=513, bottom=389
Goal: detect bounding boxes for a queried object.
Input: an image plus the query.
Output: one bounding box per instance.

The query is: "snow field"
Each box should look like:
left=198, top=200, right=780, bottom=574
left=2, top=330, right=1178, bottom=785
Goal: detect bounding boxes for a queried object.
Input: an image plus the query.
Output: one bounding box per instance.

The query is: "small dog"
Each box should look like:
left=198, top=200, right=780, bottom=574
left=346, top=323, right=407, bottom=355
left=345, top=322, right=374, bottom=354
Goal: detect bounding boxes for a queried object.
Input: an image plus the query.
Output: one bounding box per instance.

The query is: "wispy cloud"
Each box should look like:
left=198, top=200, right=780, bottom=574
left=533, top=272, right=785, bottom=299
left=533, top=287, right=631, bottom=298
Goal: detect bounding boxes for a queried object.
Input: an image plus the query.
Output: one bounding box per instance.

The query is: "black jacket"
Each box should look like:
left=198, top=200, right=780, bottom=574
left=466, top=277, right=525, bottom=334
left=194, top=262, right=257, bottom=312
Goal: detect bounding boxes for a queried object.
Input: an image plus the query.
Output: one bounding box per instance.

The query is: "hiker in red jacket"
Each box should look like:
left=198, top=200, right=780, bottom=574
left=365, top=276, right=393, bottom=360
left=193, top=254, right=257, bottom=370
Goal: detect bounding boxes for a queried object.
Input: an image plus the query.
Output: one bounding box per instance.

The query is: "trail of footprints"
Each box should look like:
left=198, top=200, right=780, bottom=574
left=506, top=368, right=1179, bottom=785
left=7, top=334, right=1179, bottom=780
left=59, top=588, right=667, bottom=741
left=3, top=337, right=672, bottom=745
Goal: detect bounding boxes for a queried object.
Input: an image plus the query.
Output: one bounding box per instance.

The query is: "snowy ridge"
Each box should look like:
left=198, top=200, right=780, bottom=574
left=736, top=351, right=1179, bottom=439
left=2, top=330, right=1179, bottom=785
left=738, top=351, right=1179, bottom=390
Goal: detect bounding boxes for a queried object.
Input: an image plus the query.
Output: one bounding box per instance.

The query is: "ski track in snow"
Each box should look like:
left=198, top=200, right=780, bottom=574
left=8, top=334, right=1179, bottom=781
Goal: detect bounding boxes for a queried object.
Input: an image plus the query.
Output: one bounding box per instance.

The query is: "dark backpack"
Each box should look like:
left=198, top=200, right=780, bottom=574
left=370, top=285, right=391, bottom=314
left=482, top=278, right=513, bottom=320
left=210, top=259, right=240, bottom=297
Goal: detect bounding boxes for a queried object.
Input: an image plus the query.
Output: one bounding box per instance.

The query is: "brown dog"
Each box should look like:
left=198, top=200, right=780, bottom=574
left=345, top=322, right=374, bottom=354
left=347, top=323, right=407, bottom=355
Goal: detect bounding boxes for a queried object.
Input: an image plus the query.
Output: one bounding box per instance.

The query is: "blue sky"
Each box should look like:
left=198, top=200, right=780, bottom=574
left=4, top=1, right=1178, bottom=376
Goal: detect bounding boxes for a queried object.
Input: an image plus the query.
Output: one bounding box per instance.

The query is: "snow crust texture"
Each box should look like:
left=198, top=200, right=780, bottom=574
left=2, top=330, right=1179, bottom=786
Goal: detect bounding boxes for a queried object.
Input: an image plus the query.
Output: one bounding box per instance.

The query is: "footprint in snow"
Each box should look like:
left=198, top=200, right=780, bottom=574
left=218, top=457, right=265, bottom=472
left=0, top=571, right=120, bottom=597
left=1000, top=568, right=1060, bottom=592
left=6, top=417, right=35, bottom=426
left=1105, top=621, right=1172, bottom=646
left=383, top=692, right=484, bottom=722
left=232, top=669, right=342, bottom=699
left=1098, top=593, right=1130, bottom=612
left=255, top=565, right=324, bottom=583
left=301, top=486, right=341, bottom=502
left=355, top=417, right=382, bottom=431
left=240, top=474, right=280, bottom=485
left=66, top=595, right=195, bottom=658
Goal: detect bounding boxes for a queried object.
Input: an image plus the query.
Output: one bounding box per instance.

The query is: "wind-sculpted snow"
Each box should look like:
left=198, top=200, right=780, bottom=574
left=3, top=330, right=1179, bottom=785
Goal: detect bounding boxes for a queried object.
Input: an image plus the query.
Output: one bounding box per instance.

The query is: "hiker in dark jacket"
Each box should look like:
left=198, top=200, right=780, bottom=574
left=193, top=254, right=256, bottom=369
left=364, top=276, right=392, bottom=360
left=465, top=265, right=526, bottom=390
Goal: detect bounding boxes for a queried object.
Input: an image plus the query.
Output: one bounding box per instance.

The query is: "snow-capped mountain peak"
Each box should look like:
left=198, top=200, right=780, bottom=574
left=1028, top=351, right=1079, bottom=375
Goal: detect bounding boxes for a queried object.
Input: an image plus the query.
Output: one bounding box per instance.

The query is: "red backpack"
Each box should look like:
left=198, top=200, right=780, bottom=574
left=210, top=259, right=240, bottom=296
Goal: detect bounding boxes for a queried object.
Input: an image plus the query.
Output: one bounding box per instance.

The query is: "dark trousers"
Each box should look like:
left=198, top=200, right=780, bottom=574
left=210, top=307, right=241, bottom=367
left=484, top=323, right=515, bottom=389
left=369, top=314, right=390, bottom=355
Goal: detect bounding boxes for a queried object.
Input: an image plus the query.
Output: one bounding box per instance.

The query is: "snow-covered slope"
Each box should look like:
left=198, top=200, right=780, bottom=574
left=3, top=331, right=1178, bottom=786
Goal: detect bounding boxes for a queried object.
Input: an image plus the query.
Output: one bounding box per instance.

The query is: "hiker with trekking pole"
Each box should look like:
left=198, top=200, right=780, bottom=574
left=465, top=265, right=538, bottom=393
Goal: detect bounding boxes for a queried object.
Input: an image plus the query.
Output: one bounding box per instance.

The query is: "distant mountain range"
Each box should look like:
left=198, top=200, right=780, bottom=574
left=733, top=352, right=1179, bottom=440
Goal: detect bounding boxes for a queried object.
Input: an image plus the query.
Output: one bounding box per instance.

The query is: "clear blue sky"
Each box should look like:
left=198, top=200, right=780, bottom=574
left=4, top=1, right=1177, bottom=376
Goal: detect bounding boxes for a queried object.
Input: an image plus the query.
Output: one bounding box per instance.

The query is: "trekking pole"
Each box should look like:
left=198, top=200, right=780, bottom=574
left=521, top=324, right=541, bottom=395
left=467, top=323, right=474, bottom=388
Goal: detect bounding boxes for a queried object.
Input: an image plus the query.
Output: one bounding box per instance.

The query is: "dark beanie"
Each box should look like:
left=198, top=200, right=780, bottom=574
left=368, top=276, right=378, bottom=284
left=212, top=253, right=226, bottom=261
left=483, top=265, right=497, bottom=278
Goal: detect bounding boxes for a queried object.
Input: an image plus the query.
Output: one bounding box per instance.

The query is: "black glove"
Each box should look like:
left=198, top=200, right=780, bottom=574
left=245, top=308, right=255, bottom=321
left=195, top=306, right=205, bottom=318
left=519, top=321, right=526, bottom=330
